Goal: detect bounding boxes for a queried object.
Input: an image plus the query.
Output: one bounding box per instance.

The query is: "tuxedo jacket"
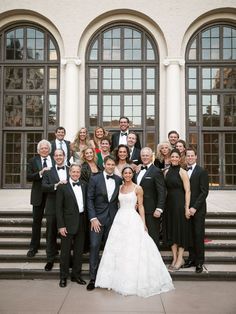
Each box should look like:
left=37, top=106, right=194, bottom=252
left=87, top=172, right=122, bottom=225
left=189, top=165, right=209, bottom=214
left=27, top=155, right=55, bottom=206
left=134, top=164, right=166, bottom=214
left=42, top=166, right=70, bottom=215
left=130, top=147, right=141, bottom=165
left=50, top=139, right=71, bottom=165
left=56, top=180, right=87, bottom=235
left=111, top=131, right=141, bottom=152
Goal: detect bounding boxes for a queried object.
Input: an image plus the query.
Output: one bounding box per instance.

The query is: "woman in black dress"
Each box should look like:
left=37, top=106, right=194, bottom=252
left=164, top=148, right=191, bottom=271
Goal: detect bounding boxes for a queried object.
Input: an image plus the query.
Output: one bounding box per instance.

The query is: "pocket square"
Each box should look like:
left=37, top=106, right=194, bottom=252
left=145, top=177, right=152, bottom=179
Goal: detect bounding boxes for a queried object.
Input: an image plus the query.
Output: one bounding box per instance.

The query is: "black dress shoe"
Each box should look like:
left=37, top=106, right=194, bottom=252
left=86, top=280, right=95, bottom=291
left=59, top=279, right=67, bottom=288
left=27, top=249, right=38, bottom=258
left=44, top=262, right=54, bottom=271
left=71, top=277, right=86, bottom=285
left=182, top=260, right=195, bottom=268
left=196, top=264, right=203, bottom=273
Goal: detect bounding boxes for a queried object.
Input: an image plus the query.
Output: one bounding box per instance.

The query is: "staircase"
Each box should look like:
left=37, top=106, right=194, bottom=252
left=0, top=210, right=236, bottom=280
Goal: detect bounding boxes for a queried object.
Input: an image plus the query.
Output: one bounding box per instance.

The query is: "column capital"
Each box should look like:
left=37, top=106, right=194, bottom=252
left=61, top=57, right=82, bottom=66
left=163, top=58, right=185, bottom=67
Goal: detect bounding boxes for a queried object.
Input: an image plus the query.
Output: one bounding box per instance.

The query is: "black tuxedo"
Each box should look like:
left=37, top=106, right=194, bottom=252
left=50, top=140, right=71, bottom=165
left=188, top=165, right=209, bottom=265
left=42, top=166, right=69, bottom=262
left=56, top=180, right=87, bottom=279
left=130, top=147, right=141, bottom=165
left=111, top=131, right=141, bottom=151
left=87, top=172, right=122, bottom=280
left=27, top=155, right=54, bottom=251
left=135, top=164, right=166, bottom=247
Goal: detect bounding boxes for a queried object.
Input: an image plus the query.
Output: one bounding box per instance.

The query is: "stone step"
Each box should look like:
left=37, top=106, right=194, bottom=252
left=1, top=217, right=236, bottom=229
left=205, top=219, right=236, bottom=228
left=205, top=228, right=236, bottom=239
left=1, top=210, right=236, bottom=219
left=0, top=261, right=235, bottom=281
left=1, top=227, right=235, bottom=240
left=0, top=218, right=37, bottom=227
left=0, top=237, right=235, bottom=251
left=0, top=249, right=235, bottom=264
left=206, top=212, right=236, bottom=220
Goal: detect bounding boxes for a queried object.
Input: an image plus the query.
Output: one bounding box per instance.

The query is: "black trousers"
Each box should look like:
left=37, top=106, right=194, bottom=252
left=89, top=216, right=112, bottom=281
left=60, top=213, right=85, bottom=279
left=188, top=211, right=205, bottom=265
left=45, top=214, right=58, bottom=262
left=29, top=196, right=46, bottom=251
left=145, top=213, right=161, bottom=248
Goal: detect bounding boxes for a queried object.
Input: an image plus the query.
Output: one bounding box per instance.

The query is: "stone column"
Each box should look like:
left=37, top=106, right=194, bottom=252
left=60, top=57, right=81, bottom=141
left=163, top=58, right=185, bottom=138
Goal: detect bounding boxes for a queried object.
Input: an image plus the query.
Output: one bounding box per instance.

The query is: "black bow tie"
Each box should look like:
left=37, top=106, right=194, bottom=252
left=72, top=181, right=81, bottom=187
left=121, top=132, right=127, bottom=136
left=106, top=174, right=114, bottom=180
left=187, top=166, right=192, bottom=171
left=57, top=166, right=65, bottom=170
left=141, top=166, right=148, bottom=170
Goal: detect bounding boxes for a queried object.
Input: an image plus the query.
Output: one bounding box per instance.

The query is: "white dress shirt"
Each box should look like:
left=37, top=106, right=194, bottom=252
left=187, top=163, right=196, bottom=178
left=41, top=156, right=53, bottom=169
left=137, top=163, right=152, bottom=185
left=118, top=130, right=129, bottom=145
left=56, top=165, right=67, bottom=181
left=70, top=178, right=84, bottom=213
left=103, top=171, right=115, bottom=202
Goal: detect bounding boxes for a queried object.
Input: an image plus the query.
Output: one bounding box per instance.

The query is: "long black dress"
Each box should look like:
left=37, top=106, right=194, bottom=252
left=164, top=165, right=189, bottom=249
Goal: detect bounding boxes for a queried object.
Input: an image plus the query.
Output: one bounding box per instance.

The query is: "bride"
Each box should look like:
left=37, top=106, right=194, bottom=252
left=95, top=165, right=174, bottom=297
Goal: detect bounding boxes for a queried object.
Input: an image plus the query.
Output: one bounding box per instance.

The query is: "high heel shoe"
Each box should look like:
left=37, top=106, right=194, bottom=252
left=168, top=260, right=177, bottom=272
left=168, top=260, right=177, bottom=271
left=172, top=259, right=185, bottom=271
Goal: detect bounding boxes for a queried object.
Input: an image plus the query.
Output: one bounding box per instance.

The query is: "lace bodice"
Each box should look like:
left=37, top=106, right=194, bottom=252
left=118, top=190, right=137, bottom=210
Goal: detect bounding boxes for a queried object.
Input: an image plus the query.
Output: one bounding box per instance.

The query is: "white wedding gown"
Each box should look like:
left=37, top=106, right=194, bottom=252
left=95, top=188, right=174, bottom=297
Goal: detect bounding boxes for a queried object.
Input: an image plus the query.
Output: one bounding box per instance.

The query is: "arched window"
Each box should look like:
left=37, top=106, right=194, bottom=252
left=0, top=23, right=60, bottom=188
left=86, top=23, right=159, bottom=149
left=186, top=23, right=236, bottom=188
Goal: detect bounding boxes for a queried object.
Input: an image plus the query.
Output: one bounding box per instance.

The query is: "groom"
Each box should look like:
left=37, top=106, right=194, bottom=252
left=86, top=155, right=122, bottom=291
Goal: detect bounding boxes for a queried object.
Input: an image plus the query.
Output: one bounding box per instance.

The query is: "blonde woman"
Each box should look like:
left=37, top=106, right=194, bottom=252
left=154, top=141, right=172, bottom=170
left=89, top=126, right=108, bottom=153
left=70, top=127, right=90, bottom=163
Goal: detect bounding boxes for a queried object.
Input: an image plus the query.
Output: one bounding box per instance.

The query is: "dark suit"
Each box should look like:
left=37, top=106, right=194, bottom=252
left=42, top=166, right=69, bottom=262
left=50, top=140, right=71, bottom=165
left=27, top=155, right=54, bottom=251
left=111, top=131, right=141, bottom=151
left=188, top=165, right=209, bottom=265
left=56, top=180, right=87, bottom=279
left=135, top=164, right=166, bottom=247
left=87, top=172, right=122, bottom=280
left=130, top=147, right=141, bottom=165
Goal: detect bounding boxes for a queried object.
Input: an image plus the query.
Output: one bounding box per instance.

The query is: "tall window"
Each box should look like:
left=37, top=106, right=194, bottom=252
left=0, top=24, right=60, bottom=188
left=186, top=23, right=236, bottom=188
left=86, top=23, right=159, bottom=149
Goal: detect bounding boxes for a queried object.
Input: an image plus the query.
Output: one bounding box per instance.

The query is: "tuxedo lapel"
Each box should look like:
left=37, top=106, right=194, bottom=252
left=190, top=165, right=199, bottom=182
left=110, top=177, right=120, bottom=203
left=81, top=182, right=87, bottom=204
left=139, top=164, right=153, bottom=185
left=100, top=175, right=109, bottom=202
left=35, top=155, right=43, bottom=171
left=51, top=167, right=60, bottom=182
left=66, top=183, right=79, bottom=208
